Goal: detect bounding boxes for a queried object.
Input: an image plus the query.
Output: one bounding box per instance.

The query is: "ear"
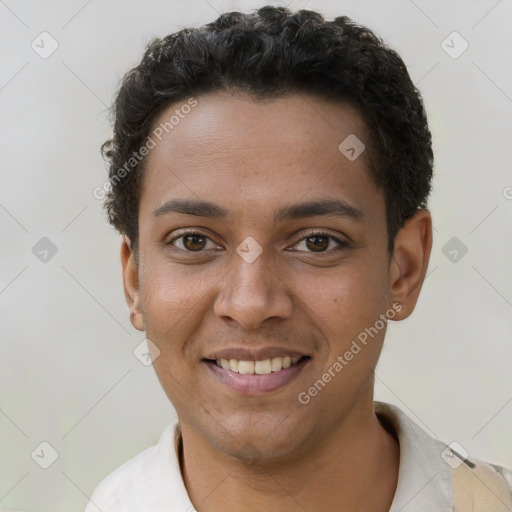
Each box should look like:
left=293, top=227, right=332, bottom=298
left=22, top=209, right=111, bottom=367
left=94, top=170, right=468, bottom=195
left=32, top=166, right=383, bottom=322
left=121, top=236, right=144, bottom=331
left=388, top=209, right=433, bottom=321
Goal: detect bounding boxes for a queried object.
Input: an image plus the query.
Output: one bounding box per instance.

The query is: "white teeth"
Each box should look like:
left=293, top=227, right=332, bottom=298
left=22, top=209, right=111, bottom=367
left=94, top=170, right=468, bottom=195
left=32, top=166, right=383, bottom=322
left=238, top=360, right=254, bottom=374
left=254, top=360, right=272, bottom=375
left=214, top=356, right=304, bottom=374
left=270, top=357, right=282, bottom=371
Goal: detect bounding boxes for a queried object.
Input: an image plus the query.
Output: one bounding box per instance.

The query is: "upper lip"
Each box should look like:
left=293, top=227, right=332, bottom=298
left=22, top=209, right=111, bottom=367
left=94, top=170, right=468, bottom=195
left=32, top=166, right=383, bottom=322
left=204, top=347, right=309, bottom=361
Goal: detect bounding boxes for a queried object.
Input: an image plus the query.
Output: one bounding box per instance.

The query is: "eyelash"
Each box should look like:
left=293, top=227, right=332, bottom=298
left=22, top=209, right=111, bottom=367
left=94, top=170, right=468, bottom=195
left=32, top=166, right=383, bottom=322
left=166, top=230, right=349, bottom=254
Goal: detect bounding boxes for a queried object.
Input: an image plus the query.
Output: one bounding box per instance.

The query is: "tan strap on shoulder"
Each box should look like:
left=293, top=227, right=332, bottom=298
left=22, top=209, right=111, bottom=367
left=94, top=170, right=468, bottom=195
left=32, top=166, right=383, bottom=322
left=452, top=459, right=512, bottom=511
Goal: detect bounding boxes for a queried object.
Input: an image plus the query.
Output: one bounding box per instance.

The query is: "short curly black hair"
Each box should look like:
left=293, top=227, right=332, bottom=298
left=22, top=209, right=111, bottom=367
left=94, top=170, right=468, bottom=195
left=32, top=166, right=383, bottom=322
left=101, top=5, right=433, bottom=254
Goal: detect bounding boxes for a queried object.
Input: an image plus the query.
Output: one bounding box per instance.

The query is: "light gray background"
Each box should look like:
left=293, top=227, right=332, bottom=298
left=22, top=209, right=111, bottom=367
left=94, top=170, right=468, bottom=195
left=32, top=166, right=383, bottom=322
left=1, top=0, right=511, bottom=511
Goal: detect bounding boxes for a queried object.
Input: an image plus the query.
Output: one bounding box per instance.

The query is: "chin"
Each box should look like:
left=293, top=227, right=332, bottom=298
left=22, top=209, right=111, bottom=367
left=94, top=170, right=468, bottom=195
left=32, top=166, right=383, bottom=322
left=208, top=414, right=309, bottom=463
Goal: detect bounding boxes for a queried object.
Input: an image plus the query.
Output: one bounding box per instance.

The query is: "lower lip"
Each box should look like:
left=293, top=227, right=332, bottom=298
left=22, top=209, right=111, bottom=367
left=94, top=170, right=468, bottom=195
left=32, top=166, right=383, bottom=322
left=204, top=358, right=310, bottom=395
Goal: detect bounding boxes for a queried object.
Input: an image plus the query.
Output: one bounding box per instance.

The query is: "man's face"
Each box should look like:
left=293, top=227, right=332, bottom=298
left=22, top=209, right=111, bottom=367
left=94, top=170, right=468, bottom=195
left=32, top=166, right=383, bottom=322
left=125, top=91, right=400, bottom=459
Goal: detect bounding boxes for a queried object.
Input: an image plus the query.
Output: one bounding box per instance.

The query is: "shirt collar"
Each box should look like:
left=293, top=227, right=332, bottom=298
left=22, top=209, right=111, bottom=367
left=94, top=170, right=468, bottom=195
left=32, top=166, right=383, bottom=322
left=92, top=401, right=454, bottom=511
left=168, top=402, right=453, bottom=511
left=374, top=401, right=453, bottom=511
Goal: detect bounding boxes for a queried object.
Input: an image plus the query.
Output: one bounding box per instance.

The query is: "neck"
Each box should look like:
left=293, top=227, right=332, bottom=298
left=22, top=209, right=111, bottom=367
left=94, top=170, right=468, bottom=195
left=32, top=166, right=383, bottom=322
left=178, top=399, right=399, bottom=512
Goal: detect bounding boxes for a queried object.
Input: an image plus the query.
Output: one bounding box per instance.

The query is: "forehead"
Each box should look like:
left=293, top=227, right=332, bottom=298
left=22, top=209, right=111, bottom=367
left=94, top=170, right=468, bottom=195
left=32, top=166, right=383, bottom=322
left=139, top=91, right=382, bottom=223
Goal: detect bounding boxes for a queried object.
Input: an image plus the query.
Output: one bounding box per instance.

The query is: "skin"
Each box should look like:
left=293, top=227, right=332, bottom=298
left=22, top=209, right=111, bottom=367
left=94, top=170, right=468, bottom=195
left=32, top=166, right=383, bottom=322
left=121, top=91, right=432, bottom=511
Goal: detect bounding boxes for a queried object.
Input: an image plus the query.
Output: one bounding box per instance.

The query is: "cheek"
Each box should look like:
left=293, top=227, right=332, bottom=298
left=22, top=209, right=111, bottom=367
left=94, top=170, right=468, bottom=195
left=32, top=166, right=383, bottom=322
left=304, top=268, right=389, bottom=399
left=139, top=262, right=212, bottom=359
left=304, top=257, right=390, bottom=346
left=139, top=265, right=213, bottom=409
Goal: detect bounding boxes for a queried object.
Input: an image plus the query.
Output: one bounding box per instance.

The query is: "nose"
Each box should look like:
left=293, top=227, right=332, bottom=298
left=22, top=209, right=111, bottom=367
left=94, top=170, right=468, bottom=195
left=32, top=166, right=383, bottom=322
left=213, top=248, right=293, bottom=330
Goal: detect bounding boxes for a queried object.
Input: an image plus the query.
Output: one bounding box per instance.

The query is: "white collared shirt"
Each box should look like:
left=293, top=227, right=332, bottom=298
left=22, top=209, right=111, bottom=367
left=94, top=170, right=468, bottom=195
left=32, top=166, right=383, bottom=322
left=85, top=401, right=512, bottom=511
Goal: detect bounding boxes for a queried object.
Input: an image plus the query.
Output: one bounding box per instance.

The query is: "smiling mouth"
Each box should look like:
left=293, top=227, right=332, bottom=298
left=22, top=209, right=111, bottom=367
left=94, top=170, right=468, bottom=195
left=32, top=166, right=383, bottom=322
left=205, top=356, right=310, bottom=375
left=203, top=355, right=312, bottom=394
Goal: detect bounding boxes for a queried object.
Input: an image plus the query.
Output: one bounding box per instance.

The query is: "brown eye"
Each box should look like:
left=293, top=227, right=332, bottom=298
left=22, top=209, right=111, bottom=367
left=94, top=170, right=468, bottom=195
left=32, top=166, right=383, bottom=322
left=182, top=234, right=207, bottom=251
left=306, top=236, right=329, bottom=252
left=292, top=231, right=348, bottom=253
left=168, top=232, right=217, bottom=252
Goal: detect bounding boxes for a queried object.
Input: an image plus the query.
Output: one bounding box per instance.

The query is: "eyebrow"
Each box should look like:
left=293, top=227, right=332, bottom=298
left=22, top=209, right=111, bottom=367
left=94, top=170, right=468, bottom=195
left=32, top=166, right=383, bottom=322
left=152, top=198, right=364, bottom=224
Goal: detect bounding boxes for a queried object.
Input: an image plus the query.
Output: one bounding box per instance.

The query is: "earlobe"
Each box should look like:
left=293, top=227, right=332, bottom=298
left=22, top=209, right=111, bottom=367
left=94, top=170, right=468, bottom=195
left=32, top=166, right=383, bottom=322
left=388, top=209, right=433, bottom=321
left=120, top=236, right=144, bottom=331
